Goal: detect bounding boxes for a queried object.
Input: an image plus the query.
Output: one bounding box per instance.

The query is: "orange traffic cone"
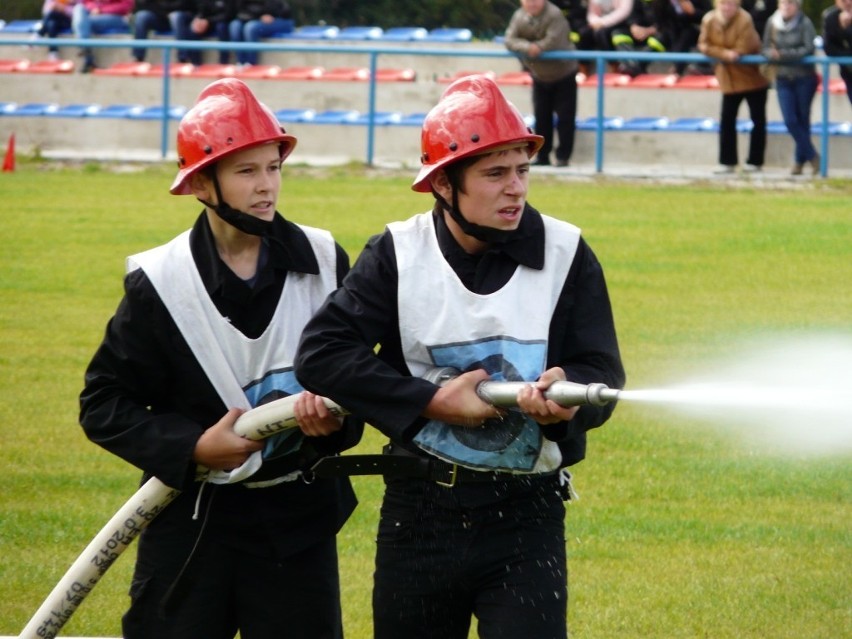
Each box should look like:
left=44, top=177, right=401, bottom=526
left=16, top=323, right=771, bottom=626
left=2, top=133, right=14, bottom=172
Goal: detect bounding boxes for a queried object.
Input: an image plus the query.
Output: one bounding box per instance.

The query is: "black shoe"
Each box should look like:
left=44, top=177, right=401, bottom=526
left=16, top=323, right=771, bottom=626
left=81, top=60, right=97, bottom=73
left=555, top=158, right=569, bottom=167
left=532, top=157, right=550, bottom=166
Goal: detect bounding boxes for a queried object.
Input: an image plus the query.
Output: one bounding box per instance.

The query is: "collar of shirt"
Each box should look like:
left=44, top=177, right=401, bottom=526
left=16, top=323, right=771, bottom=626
left=432, top=203, right=545, bottom=294
left=190, top=211, right=320, bottom=301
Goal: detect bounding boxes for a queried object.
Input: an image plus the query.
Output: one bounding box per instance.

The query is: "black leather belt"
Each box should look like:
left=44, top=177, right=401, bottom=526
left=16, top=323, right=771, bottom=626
left=309, top=445, right=513, bottom=487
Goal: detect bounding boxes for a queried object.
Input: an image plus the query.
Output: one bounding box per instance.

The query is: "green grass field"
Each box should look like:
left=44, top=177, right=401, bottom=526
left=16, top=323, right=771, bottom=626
left=1, top=161, right=850, bottom=638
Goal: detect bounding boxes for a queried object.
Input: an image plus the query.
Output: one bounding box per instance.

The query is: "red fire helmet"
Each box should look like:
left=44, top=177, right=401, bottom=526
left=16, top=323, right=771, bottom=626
left=170, top=78, right=297, bottom=195
left=411, top=74, right=543, bottom=193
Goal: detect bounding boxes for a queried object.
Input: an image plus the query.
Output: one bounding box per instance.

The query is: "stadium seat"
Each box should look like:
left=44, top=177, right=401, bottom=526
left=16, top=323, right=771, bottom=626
left=667, top=117, right=718, bottom=132
left=337, top=26, right=383, bottom=40
left=24, top=59, right=75, bottom=73
left=7, top=103, right=58, bottom=116
left=274, top=65, right=325, bottom=80
left=495, top=71, right=533, bottom=86
left=349, top=111, right=403, bottom=125
left=735, top=119, right=753, bottom=133
left=397, top=112, right=427, bottom=126
left=576, top=116, right=625, bottom=130
left=128, top=105, right=188, bottom=120
left=379, top=27, right=428, bottom=41
left=274, top=108, right=316, bottom=123
left=424, top=28, right=473, bottom=42
left=309, top=109, right=360, bottom=124
left=0, top=58, right=31, bottom=73
left=96, top=104, right=145, bottom=118
left=626, top=73, right=678, bottom=88
left=621, top=116, right=670, bottom=130
left=187, top=63, right=237, bottom=78
left=579, top=73, right=632, bottom=88
left=437, top=70, right=496, bottom=84
left=0, top=20, right=42, bottom=34
left=0, top=101, right=18, bottom=114
left=136, top=63, right=194, bottom=77
left=48, top=103, right=102, bottom=117
left=93, top=61, right=152, bottom=76
left=766, top=120, right=788, bottom=134
left=266, top=19, right=295, bottom=36
left=320, top=66, right=370, bottom=81
left=374, top=68, right=416, bottom=82
left=235, top=64, right=282, bottom=79
left=826, top=78, right=848, bottom=94
left=283, top=25, right=340, bottom=39
left=674, top=74, right=719, bottom=89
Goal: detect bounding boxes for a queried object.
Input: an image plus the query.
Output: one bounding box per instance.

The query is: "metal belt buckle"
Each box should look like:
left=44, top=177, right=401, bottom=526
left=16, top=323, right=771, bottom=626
left=435, top=463, right=459, bottom=488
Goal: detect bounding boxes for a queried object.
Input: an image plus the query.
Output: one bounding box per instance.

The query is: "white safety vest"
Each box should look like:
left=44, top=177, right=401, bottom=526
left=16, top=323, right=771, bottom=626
left=390, top=212, right=581, bottom=473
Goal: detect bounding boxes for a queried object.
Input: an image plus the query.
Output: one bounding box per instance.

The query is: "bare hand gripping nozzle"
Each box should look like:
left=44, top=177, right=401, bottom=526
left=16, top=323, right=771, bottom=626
left=422, top=366, right=621, bottom=408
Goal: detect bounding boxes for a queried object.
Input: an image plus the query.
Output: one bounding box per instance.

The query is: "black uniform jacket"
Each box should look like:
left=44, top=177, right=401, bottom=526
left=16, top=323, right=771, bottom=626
left=295, top=204, right=625, bottom=469
left=80, top=212, right=361, bottom=558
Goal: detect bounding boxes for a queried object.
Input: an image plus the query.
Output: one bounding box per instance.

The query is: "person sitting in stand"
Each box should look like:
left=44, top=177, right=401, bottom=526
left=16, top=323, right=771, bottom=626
left=131, top=0, right=197, bottom=64
left=228, top=0, right=293, bottom=68
left=72, top=0, right=134, bottom=73
left=578, top=0, right=641, bottom=76
left=36, top=0, right=79, bottom=61
left=190, top=0, right=233, bottom=64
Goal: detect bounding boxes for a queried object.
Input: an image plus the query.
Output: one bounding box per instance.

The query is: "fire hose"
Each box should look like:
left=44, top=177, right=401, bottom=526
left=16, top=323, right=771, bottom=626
left=19, top=376, right=618, bottom=639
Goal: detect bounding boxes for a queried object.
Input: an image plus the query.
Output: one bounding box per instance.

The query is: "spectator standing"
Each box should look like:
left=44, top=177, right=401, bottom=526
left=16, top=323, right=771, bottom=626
left=699, top=0, right=769, bottom=173
left=763, top=0, right=818, bottom=175
left=295, top=74, right=625, bottom=639
left=191, top=0, right=233, bottom=64
left=822, top=0, right=852, bottom=105
left=228, top=0, right=293, bottom=67
left=72, top=0, right=134, bottom=72
left=36, top=0, right=79, bottom=61
left=505, top=0, right=579, bottom=167
left=131, top=0, right=196, bottom=64
left=79, top=78, right=361, bottom=639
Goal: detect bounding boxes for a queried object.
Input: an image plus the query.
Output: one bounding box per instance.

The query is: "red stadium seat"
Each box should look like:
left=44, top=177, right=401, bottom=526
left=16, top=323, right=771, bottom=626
left=24, top=59, right=75, bottom=73
left=234, top=64, right=282, bottom=79
left=274, top=65, right=325, bottom=80
left=374, top=67, right=416, bottom=82
left=321, top=66, right=370, bottom=81
left=626, top=73, right=678, bottom=88
left=674, top=74, right=719, bottom=89
left=437, top=70, right=496, bottom=84
left=187, top=63, right=237, bottom=78
left=93, top=61, right=151, bottom=76
left=0, top=58, right=30, bottom=73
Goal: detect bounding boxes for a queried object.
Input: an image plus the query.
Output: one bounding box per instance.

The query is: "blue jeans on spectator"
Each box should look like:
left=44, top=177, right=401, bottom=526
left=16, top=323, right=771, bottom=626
left=72, top=3, right=130, bottom=69
left=775, top=74, right=818, bottom=165
left=132, top=10, right=195, bottom=64
left=38, top=11, right=72, bottom=53
left=228, top=18, right=294, bottom=65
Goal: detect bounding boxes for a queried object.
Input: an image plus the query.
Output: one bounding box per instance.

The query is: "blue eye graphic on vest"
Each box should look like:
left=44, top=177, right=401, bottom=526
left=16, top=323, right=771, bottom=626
left=413, top=336, right=550, bottom=472
left=244, top=367, right=305, bottom=461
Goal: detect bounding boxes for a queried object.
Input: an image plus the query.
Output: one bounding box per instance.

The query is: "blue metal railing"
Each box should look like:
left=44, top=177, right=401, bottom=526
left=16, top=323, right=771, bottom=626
left=1, top=36, right=850, bottom=175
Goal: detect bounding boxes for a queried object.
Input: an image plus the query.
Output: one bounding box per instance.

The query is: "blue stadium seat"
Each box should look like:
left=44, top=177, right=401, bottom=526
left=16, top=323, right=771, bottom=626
left=735, top=119, right=753, bottom=133
left=282, top=25, right=340, bottom=39
left=8, top=103, right=58, bottom=116
left=379, top=27, right=428, bottom=41
left=0, top=101, right=18, bottom=115
left=575, top=116, right=625, bottom=131
left=95, top=104, right=144, bottom=118
left=622, top=117, right=670, bottom=131
left=766, top=121, right=788, bottom=134
left=48, top=104, right=102, bottom=117
left=0, top=20, right=42, bottom=34
left=337, top=26, right=383, bottom=40
left=127, top=105, right=187, bottom=120
left=274, top=108, right=316, bottom=123
left=349, top=111, right=403, bottom=125
left=667, top=117, right=718, bottom=132
left=309, top=110, right=360, bottom=124
left=424, top=28, right=473, bottom=42
left=397, top=112, right=427, bottom=127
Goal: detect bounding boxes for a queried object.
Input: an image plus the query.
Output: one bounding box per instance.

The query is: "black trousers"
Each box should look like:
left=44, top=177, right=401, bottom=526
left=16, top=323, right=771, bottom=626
left=532, top=74, right=578, bottom=164
left=719, top=86, right=768, bottom=167
left=123, top=528, right=343, bottom=639
left=373, top=475, right=568, bottom=639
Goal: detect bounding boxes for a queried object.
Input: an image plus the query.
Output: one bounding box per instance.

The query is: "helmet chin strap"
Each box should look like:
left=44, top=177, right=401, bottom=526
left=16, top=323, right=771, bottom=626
left=437, top=185, right=517, bottom=246
left=198, top=174, right=274, bottom=237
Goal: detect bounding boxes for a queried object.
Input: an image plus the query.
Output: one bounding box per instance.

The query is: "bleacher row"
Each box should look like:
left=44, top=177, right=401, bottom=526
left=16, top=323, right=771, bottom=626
left=2, top=100, right=849, bottom=139
left=1, top=56, right=849, bottom=96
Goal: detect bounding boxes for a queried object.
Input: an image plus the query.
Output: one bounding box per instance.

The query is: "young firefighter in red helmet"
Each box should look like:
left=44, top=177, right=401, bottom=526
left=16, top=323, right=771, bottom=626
left=79, top=78, right=361, bottom=639
left=295, top=75, right=625, bottom=638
